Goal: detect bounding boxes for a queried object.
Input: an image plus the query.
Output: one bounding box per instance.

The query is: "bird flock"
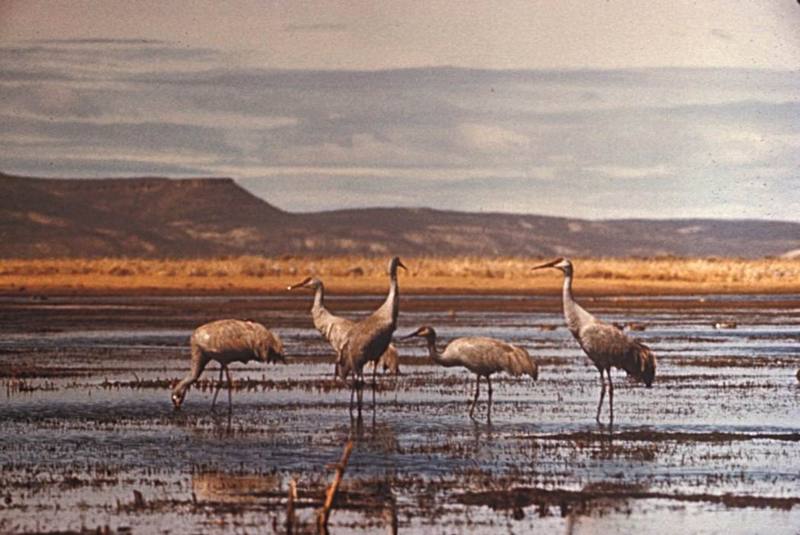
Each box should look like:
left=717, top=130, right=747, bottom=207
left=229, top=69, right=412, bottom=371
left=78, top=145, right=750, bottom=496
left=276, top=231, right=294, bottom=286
left=172, top=256, right=657, bottom=425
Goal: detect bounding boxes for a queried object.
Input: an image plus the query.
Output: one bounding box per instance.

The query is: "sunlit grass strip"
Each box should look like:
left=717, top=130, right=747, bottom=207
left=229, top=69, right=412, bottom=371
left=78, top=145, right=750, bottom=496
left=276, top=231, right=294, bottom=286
left=0, top=256, right=798, bottom=294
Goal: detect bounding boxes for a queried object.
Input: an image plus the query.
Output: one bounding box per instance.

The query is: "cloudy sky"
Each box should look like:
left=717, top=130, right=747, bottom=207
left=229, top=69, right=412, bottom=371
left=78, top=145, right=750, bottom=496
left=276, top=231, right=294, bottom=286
left=1, top=1, right=799, bottom=220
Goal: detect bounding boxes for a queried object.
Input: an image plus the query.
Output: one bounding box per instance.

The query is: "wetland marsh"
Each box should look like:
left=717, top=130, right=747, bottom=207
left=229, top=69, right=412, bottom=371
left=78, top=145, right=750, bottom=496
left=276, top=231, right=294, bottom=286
left=1, top=291, right=799, bottom=533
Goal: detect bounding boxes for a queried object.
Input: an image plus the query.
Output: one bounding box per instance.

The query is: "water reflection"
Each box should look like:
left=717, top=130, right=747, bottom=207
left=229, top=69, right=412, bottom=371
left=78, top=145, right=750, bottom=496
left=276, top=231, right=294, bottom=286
left=192, top=471, right=281, bottom=504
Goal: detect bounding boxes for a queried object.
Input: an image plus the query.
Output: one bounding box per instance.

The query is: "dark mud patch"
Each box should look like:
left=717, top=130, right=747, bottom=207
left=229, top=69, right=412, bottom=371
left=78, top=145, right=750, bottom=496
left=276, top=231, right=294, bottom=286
left=522, top=430, right=800, bottom=443
left=669, top=355, right=800, bottom=368
left=456, top=483, right=800, bottom=513
left=4, top=378, right=59, bottom=393
left=96, top=376, right=386, bottom=393
left=0, top=365, right=96, bottom=379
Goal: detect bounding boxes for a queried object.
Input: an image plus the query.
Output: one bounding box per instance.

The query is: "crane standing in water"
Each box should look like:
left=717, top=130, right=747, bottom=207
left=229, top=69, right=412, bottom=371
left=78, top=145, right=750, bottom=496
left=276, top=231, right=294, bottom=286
left=532, top=257, right=655, bottom=424
left=287, top=277, right=400, bottom=378
left=403, top=325, right=538, bottom=422
left=338, top=257, right=406, bottom=417
left=171, top=319, right=285, bottom=409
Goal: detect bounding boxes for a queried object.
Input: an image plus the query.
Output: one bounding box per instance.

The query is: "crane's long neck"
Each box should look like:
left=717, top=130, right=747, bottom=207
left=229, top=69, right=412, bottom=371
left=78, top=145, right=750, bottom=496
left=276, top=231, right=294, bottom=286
left=424, top=335, right=452, bottom=367
left=381, top=269, right=400, bottom=324
left=312, top=283, right=325, bottom=313
left=561, top=271, right=586, bottom=336
left=173, top=358, right=205, bottom=398
left=173, top=374, right=196, bottom=398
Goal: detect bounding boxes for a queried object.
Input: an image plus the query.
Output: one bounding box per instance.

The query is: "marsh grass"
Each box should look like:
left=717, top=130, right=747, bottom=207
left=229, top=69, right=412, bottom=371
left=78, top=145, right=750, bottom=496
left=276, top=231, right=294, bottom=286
left=0, top=256, right=798, bottom=294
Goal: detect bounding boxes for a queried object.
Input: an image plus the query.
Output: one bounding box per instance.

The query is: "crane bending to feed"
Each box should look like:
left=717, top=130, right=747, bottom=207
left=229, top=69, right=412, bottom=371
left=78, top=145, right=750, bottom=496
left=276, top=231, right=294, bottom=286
left=532, top=257, right=655, bottom=424
left=404, top=326, right=538, bottom=422
left=338, top=256, right=406, bottom=416
left=171, top=319, right=285, bottom=409
left=287, top=277, right=400, bottom=378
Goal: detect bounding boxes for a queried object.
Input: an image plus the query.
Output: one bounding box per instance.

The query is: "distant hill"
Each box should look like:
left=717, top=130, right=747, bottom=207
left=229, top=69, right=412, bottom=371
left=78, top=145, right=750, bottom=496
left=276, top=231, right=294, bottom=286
left=1, top=174, right=798, bottom=258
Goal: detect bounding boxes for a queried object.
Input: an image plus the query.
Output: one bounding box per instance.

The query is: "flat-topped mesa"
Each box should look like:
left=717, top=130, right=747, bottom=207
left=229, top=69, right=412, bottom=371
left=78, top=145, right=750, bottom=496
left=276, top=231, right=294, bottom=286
left=2, top=173, right=799, bottom=258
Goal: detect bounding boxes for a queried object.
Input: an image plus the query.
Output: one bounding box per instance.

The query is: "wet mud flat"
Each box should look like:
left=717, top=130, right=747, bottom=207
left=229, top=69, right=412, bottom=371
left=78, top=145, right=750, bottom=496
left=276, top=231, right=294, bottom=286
left=0, top=292, right=799, bottom=534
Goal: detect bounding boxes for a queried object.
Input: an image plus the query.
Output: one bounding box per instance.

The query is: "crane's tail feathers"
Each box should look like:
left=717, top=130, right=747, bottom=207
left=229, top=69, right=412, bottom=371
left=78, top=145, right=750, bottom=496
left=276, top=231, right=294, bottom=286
left=263, top=331, right=286, bottom=363
left=378, top=344, right=400, bottom=374
left=627, top=341, right=656, bottom=387
left=504, top=347, right=538, bottom=380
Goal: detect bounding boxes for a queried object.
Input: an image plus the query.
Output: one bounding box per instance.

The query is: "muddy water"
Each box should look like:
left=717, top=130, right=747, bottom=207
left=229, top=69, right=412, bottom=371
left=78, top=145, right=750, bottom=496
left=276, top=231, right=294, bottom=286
left=1, top=293, right=799, bottom=534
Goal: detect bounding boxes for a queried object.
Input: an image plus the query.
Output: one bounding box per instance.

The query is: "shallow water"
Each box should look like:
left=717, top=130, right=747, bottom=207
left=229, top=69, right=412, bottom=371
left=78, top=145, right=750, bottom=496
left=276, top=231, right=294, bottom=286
left=1, top=293, right=799, bottom=534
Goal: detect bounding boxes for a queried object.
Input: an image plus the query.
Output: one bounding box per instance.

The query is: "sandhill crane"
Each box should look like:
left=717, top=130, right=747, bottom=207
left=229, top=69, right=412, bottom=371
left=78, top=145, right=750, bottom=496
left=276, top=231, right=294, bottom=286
left=403, top=325, right=538, bottom=422
left=338, top=256, right=406, bottom=416
left=287, top=277, right=400, bottom=377
left=171, top=319, right=285, bottom=409
left=532, top=257, right=655, bottom=424
left=371, top=343, right=400, bottom=375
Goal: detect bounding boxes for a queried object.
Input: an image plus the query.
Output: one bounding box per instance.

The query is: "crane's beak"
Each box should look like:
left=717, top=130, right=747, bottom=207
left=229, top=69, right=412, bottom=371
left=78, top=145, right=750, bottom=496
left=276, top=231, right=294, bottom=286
left=287, top=277, right=312, bottom=290
left=531, top=258, right=564, bottom=271
left=401, top=327, right=423, bottom=339
left=398, top=259, right=408, bottom=272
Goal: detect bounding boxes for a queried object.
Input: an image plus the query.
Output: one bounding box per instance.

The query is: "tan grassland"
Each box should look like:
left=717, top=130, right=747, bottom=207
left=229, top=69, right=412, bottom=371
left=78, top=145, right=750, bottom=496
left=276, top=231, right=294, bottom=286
left=0, top=256, right=798, bottom=295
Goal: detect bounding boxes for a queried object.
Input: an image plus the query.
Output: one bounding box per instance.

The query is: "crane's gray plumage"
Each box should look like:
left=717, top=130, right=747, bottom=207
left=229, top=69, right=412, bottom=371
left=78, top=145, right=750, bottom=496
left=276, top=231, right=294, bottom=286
left=287, top=277, right=352, bottom=374
left=337, top=256, right=405, bottom=415
left=171, top=319, right=285, bottom=409
left=532, top=257, right=655, bottom=424
left=339, top=257, right=403, bottom=378
left=287, top=277, right=400, bottom=377
left=404, top=325, right=538, bottom=421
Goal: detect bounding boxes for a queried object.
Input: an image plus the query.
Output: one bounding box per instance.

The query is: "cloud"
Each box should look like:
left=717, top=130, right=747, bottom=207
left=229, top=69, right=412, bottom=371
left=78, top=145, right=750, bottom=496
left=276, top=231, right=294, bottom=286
left=456, top=123, right=530, bottom=153
left=222, top=165, right=542, bottom=181
left=586, top=165, right=671, bottom=179
left=710, top=29, right=734, bottom=42
left=0, top=39, right=798, bottom=220
left=282, top=23, right=348, bottom=33
left=0, top=41, right=227, bottom=81
left=9, top=107, right=299, bottom=131
left=28, top=38, right=169, bottom=46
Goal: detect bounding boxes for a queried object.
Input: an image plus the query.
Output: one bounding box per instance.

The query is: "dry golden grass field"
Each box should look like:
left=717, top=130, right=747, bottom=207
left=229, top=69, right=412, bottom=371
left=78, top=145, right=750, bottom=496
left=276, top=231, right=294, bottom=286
left=1, top=256, right=799, bottom=295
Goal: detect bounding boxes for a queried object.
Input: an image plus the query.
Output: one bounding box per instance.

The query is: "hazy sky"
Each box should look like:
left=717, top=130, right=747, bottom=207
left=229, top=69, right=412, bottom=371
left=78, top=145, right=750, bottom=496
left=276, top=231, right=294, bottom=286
left=2, top=1, right=799, bottom=220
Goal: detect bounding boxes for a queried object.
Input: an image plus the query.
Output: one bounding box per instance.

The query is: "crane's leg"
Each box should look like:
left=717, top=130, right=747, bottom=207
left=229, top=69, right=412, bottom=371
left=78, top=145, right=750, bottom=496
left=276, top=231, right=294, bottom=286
left=354, top=372, right=359, bottom=409
left=372, top=362, right=378, bottom=412
left=606, top=368, right=614, bottom=425
left=211, top=365, right=224, bottom=409
left=349, top=378, right=356, bottom=417
left=348, top=369, right=359, bottom=417
left=486, top=375, right=493, bottom=424
left=224, top=365, right=233, bottom=409
left=469, top=375, right=481, bottom=420
left=596, top=369, right=606, bottom=424
left=357, top=370, right=364, bottom=419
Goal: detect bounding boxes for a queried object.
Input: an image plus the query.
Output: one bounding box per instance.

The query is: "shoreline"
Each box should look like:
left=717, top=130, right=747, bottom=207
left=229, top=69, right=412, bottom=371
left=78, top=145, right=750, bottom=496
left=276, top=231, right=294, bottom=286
left=3, top=277, right=800, bottom=297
